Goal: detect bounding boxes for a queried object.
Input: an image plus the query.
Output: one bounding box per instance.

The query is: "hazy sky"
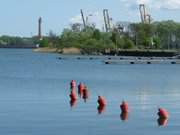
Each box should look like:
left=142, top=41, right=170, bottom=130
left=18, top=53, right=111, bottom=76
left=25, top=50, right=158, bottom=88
left=1, top=0, right=180, bottom=37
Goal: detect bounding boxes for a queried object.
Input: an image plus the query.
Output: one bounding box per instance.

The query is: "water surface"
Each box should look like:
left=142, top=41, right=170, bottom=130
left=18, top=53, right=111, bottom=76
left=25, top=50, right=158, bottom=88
left=0, top=49, right=180, bottom=135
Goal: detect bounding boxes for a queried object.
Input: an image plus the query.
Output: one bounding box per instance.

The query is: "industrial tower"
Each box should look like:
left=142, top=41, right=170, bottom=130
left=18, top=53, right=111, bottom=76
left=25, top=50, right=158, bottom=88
left=38, top=17, right=42, bottom=40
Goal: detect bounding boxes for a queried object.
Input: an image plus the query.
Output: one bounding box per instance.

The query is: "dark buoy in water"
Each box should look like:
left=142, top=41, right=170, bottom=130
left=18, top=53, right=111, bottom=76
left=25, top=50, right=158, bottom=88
left=105, top=61, right=110, bottom=64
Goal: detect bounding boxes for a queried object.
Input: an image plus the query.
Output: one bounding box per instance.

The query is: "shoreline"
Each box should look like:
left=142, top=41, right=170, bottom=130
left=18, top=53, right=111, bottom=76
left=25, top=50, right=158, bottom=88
left=33, top=47, right=179, bottom=57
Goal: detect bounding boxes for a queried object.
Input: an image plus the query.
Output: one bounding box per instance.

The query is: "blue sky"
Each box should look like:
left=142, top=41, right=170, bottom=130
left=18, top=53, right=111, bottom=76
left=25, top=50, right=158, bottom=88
left=0, top=0, right=180, bottom=37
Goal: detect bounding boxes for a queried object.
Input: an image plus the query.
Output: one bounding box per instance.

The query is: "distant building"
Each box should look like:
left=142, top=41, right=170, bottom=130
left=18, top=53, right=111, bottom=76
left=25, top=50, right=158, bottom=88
left=70, top=23, right=84, bottom=32
left=115, top=21, right=131, bottom=33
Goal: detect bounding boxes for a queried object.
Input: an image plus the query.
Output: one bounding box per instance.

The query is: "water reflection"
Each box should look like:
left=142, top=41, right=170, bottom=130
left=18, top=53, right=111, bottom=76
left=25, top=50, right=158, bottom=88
left=120, top=112, right=129, bottom=121
left=97, top=105, right=106, bottom=114
left=82, top=89, right=89, bottom=103
left=70, top=99, right=77, bottom=108
left=157, top=118, right=168, bottom=126
left=69, top=87, right=78, bottom=108
left=78, top=90, right=83, bottom=98
left=157, top=108, right=169, bottom=126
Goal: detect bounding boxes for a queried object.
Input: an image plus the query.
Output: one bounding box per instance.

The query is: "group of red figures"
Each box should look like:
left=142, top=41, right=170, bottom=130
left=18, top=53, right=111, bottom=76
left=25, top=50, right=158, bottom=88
left=69, top=80, right=169, bottom=126
left=69, top=80, right=89, bottom=105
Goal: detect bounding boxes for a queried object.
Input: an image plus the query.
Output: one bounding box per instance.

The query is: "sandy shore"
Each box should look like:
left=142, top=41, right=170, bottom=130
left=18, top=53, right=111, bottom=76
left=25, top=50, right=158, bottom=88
left=33, top=47, right=81, bottom=54
left=33, top=47, right=58, bottom=53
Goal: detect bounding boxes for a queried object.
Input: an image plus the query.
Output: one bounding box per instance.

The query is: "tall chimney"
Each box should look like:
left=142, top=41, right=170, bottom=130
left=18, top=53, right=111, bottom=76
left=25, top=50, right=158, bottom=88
left=38, top=17, right=42, bottom=40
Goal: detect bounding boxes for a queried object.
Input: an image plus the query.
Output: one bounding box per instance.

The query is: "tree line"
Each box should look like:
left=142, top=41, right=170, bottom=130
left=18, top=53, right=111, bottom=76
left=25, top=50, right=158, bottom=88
left=1, top=20, right=180, bottom=53
left=39, top=20, right=180, bottom=54
left=0, top=36, right=36, bottom=48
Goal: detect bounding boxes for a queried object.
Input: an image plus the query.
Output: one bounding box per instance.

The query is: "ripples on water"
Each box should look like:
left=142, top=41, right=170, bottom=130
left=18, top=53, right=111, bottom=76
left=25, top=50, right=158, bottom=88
left=0, top=49, right=180, bottom=135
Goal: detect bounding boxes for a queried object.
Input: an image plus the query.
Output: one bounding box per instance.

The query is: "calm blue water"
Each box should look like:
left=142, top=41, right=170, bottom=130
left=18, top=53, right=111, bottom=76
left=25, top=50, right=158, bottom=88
left=0, top=49, right=180, bottom=135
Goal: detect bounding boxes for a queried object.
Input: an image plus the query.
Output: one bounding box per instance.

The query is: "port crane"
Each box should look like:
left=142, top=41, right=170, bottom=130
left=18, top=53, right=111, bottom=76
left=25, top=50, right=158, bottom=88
left=80, top=9, right=87, bottom=29
left=103, top=9, right=111, bottom=32
left=139, top=4, right=152, bottom=24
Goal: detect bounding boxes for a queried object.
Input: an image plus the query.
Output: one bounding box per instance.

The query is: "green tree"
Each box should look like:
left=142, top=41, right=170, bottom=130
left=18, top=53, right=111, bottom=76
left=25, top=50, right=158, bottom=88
left=123, top=38, right=135, bottom=49
left=129, top=23, right=155, bottom=49
left=39, top=38, right=49, bottom=47
left=153, top=36, right=161, bottom=49
left=93, top=29, right=101, bottom=40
